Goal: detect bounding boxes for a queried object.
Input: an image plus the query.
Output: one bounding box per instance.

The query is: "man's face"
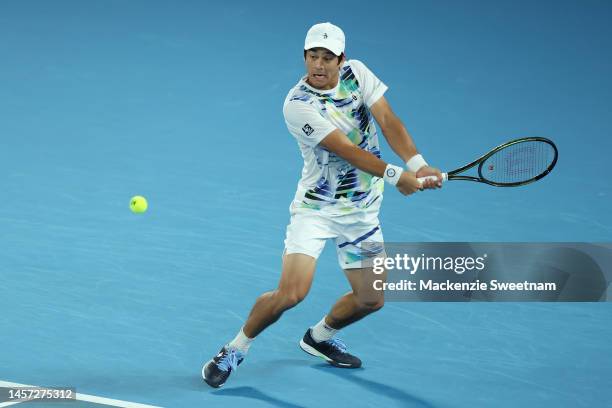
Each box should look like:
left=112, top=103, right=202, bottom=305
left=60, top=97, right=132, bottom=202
left=304, top=48, right=344, bottom=90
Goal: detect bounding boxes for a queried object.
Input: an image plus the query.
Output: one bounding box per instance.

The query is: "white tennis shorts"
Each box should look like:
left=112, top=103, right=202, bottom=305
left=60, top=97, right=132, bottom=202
left=284, top=206, right=385, bottom=270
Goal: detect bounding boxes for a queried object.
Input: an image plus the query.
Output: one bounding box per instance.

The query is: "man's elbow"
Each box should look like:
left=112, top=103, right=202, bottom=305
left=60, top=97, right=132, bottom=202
left=379, top=113, right=403, bottom=134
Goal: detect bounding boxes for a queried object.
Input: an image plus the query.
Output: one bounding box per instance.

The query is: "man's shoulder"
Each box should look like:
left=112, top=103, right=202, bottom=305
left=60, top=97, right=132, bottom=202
left=346, top=58, right=366, bottom=67
left=283, top=82, right=314, bottom=122
left=338, top=60, right=366, bottom=93
left=284, top=79, right=316, bottom=108
left=343, top=59, right=371, bottom=79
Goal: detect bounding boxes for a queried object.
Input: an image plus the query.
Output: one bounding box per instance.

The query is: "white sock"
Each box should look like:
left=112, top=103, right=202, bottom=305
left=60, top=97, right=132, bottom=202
left=310, top=316, right=338, bottom=343
left=227, top=327, right=254, bottom=353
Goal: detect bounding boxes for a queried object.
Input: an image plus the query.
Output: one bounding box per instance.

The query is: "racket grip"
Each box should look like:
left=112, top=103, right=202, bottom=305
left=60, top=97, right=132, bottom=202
left=417, top=173, right=448, bottom=185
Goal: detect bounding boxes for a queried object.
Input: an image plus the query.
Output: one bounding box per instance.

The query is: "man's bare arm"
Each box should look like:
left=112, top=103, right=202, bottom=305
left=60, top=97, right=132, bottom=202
left=370, top=96, right=418, bottom=163
left=370, top=96, right=442, bottom=187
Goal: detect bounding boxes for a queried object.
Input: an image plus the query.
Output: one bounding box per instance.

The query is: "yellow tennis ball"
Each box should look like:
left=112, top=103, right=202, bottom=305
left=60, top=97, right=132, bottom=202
left=130, top=195, right=148, bottom=213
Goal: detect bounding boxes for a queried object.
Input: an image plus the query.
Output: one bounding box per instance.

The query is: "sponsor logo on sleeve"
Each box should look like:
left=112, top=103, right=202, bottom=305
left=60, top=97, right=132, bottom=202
left=302, top=124, right=314, bottom=136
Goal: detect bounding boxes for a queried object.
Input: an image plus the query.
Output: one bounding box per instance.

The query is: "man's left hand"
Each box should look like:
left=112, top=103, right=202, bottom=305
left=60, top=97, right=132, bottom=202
left=415, top=166, right=443, bottom=190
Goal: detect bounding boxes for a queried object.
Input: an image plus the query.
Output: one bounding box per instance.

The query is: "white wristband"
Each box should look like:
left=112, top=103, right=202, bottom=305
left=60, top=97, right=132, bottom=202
left=383, top=164, right=403, bottom=186
left=406, top=154, right=428, bottom=173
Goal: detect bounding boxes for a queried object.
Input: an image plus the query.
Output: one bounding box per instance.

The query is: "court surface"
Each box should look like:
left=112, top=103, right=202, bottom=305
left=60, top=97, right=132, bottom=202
left=1, top=1, right=611, bottom=407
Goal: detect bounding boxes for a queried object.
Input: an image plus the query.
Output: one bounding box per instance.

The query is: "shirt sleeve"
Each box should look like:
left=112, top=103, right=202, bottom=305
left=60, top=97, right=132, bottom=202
left=349, top=59, right=388, bottom=108
left=283, top=100, right=337, bottom=147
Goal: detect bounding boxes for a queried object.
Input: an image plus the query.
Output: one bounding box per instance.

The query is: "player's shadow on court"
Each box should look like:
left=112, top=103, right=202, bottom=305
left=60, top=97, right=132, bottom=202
left=210, top=358, right=308, bottom=408
left=311, top=364, right=436, bottom=408
left=212, top=386, right=307, bottom=408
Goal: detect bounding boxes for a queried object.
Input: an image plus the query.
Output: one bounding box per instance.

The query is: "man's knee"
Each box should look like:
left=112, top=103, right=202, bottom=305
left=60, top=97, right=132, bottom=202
left=274, top=252, right=315, bottom=311
left=275, top=289, right=308, bottom=311
left=358, top=299, right=384, bottom=314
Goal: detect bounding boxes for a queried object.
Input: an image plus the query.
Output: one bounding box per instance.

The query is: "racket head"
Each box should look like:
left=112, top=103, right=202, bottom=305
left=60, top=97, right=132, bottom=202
left=475, top=137, right=558, bottom=186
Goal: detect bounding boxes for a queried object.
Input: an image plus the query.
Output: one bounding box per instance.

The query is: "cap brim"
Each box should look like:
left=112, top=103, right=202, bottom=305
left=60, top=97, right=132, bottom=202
left=304, top=41, right=343, bottom=56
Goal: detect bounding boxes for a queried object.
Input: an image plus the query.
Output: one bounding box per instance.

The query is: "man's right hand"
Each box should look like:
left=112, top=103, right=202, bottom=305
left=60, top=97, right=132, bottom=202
left=395, top=172, right=422, bottom=196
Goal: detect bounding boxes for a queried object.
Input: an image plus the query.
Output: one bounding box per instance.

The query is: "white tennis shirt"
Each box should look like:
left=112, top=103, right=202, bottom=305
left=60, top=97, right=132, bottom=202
left=283, top=59, right=388, bottom=215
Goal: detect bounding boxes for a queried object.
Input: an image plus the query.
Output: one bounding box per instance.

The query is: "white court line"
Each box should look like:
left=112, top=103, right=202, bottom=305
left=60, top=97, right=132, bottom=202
left=0, top=380, right=162, bottom=408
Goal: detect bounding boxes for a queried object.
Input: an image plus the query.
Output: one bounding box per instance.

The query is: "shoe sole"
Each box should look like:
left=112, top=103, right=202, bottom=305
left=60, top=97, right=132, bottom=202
left=299, top=340, right=360, bottom=368
left=202, top=360, right=224, bottom=388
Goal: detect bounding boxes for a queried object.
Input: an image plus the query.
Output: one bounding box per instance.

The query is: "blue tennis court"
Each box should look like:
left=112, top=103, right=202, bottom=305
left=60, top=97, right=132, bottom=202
left=1, top=1, right=611, bottom=407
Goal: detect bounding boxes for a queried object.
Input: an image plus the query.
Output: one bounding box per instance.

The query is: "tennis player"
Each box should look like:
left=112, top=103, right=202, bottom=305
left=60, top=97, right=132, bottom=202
left=203, top=22, right=442, bottom=388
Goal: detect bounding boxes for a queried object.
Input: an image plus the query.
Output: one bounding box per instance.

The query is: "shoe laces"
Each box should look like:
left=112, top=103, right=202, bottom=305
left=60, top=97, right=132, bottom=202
left=325, top=338, right=347, bottom=353
left=218, top=348, right=243, bottom=372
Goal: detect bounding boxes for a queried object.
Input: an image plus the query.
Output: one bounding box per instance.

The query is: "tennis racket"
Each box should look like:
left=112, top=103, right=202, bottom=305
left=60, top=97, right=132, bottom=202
left=418, top=137, right=558, bottom=187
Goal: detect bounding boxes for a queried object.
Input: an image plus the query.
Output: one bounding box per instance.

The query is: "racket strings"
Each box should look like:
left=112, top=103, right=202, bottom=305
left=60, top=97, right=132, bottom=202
left=482, top=141, right=555, bottom=184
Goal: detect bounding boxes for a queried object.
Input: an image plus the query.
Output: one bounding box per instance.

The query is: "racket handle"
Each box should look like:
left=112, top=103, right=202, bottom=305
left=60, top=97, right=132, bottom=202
left=417, top=173, right=448, bottom=185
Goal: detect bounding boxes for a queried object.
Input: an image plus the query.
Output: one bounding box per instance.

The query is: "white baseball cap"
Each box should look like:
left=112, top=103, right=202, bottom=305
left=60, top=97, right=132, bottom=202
left=304, top=22, right=345, bottom=56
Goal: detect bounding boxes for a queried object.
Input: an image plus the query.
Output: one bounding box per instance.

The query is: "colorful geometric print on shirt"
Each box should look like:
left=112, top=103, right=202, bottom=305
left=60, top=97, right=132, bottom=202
left=283, top=60, right=388, bottom=215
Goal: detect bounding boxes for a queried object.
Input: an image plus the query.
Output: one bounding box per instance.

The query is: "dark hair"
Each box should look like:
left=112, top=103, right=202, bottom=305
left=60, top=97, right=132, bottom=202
left=304, top=49, right=344, bottom=64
